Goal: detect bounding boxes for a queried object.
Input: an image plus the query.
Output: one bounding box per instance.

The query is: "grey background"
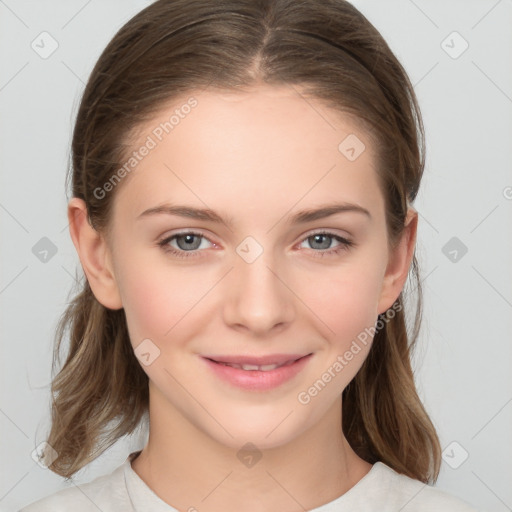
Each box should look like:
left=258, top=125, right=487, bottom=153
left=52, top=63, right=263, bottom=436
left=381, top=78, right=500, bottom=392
left=1, top=0, right=511, bottom=510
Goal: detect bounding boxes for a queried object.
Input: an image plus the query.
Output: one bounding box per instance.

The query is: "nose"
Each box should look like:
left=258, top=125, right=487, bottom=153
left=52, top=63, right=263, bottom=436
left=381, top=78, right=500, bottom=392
left=222, top=249, right=295, bottom=336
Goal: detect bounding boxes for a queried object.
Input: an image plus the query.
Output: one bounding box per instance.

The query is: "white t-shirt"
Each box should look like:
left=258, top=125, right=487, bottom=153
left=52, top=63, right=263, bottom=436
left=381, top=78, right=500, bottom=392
left=20, top=451, right=480, bottom=511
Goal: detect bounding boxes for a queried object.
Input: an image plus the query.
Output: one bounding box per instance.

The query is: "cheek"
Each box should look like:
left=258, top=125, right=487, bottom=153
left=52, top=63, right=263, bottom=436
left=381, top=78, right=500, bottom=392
left=117, top=256, right=213, bottom=348
left=302, top=262, right=383, bottom=335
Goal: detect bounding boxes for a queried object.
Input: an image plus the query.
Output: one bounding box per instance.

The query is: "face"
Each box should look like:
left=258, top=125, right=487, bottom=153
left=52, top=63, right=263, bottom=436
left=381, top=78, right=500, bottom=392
left=105, top=85, right=400, bottom=450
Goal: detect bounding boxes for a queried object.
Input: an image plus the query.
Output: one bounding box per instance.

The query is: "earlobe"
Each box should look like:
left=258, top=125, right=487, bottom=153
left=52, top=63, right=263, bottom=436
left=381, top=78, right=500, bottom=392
left=68, top=197, right=123, bottom=310
left=377, top=207, right=418, bottom=315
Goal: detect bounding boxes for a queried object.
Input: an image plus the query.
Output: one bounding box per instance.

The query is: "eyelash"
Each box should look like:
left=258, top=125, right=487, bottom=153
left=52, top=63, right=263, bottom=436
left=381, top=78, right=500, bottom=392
left=157, top=230, right=354, bottom=259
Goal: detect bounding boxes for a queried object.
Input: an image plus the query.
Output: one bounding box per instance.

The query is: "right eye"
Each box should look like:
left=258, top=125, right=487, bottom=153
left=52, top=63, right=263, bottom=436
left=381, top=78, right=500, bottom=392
left=158, top=231, right=215, bottom=258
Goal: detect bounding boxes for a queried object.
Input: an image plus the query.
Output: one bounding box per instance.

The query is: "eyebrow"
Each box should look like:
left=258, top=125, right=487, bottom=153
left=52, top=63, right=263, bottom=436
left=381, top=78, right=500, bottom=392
left=136, top=202, right=371, bottom=227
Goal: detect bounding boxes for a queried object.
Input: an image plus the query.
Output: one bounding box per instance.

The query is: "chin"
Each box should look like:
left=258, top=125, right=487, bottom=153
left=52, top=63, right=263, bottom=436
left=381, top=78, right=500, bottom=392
left=191, top=402, right=324, bottom=453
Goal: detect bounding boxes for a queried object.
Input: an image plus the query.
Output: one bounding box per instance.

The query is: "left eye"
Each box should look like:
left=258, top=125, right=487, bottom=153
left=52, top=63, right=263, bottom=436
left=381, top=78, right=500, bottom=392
left=298, top=232, right=353, bottom=255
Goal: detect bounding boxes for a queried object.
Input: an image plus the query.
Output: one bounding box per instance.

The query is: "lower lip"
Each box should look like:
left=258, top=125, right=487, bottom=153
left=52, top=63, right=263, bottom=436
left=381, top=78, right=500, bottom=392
left=202, top=354, right=312, bottom=391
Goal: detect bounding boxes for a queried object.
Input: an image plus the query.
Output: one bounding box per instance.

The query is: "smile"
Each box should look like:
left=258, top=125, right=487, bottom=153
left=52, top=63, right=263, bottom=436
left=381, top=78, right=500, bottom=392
left=201, top=353, right=313, bottom=391
left=214, top=357, right=301, bottom=372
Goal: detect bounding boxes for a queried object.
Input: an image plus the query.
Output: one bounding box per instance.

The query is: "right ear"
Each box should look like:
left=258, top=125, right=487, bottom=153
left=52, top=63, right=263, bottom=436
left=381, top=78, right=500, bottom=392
left=67, top=197, right=123, bottom=310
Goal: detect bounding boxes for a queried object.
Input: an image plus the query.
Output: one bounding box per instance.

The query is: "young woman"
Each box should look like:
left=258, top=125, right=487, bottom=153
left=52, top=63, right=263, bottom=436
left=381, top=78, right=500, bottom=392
left=21, top=0, right=479, bottom=510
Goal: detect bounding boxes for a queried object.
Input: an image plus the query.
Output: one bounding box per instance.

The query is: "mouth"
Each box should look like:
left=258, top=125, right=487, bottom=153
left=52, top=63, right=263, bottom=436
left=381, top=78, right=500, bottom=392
left=206, top=356, right=305, bottom=371
left=201, top=353, right=313, bottom=391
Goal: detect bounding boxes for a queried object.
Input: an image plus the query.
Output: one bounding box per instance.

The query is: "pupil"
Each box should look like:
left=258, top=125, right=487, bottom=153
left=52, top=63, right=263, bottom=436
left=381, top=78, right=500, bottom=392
left=312, top=234, right=330, bottom=249
left=177, top=234, right=200, bottom=250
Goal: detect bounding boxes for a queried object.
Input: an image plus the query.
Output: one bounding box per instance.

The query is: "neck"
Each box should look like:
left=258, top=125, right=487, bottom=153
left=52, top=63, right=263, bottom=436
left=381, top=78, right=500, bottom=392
left=131, top=384, right=372, bottom=512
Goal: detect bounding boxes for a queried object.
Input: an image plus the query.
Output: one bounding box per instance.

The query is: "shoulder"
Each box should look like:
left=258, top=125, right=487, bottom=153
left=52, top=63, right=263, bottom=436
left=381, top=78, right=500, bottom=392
left=18, top=462, right=131, bottom=512
left=373, top=462, right=480, bottom=512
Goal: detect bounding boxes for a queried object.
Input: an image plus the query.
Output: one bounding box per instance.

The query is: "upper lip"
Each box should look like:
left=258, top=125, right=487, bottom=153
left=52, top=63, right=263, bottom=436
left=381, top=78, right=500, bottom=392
left=203, top=353, right=311, bottom=366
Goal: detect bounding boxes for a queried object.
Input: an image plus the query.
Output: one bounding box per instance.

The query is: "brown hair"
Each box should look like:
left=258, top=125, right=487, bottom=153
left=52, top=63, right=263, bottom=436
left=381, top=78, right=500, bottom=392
left=44, top=0, right=441, bottom=482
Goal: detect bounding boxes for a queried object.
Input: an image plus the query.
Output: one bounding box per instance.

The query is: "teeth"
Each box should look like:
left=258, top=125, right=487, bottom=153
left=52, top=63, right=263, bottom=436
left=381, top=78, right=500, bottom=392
left=242, top=364, right=263, bottom=371
left=219, top=362, right=282, bottom=371
left=214, top=357, right=307, bottom=371
left=259, top=364, right=280, bottom=371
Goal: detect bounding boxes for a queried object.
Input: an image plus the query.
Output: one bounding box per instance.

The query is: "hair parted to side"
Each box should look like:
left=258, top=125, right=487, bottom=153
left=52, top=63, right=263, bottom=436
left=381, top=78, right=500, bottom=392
left=45, top=0, right=441, bottom=481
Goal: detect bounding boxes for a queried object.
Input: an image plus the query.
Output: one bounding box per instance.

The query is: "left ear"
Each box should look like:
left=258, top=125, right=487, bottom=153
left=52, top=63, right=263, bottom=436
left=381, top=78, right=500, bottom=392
left=377, top=207, right=418, bottom=314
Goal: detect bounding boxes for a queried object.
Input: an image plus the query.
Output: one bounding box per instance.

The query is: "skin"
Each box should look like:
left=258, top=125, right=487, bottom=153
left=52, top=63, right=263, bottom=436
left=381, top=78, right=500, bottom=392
left=68, top=84, right=417, bottom=511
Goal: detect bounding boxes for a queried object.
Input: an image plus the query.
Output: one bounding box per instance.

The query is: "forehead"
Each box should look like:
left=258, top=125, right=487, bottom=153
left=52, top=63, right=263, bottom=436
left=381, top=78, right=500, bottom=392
left=113, top=85, right=383, bottom=224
